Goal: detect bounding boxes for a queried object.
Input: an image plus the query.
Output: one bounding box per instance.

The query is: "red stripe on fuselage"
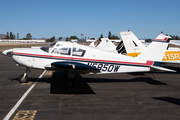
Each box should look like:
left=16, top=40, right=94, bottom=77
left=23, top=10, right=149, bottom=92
left=13, top=52, right=50, bottom=58
left=13, top=52, right=154, bottom=66
left=72, top=56, right=154, bottom=66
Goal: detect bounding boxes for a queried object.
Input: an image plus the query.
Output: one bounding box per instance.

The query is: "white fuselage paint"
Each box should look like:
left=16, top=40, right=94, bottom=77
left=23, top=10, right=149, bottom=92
left=11, top=42, right=152, bottom=74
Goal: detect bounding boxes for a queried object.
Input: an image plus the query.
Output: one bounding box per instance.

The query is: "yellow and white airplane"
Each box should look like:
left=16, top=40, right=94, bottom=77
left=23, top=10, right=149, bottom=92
left=120, top=31, right=180, bottom=64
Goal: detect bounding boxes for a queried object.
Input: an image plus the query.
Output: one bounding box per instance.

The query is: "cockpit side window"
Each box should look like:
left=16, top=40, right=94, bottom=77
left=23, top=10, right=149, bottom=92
left=72, top=47, right=86, bottom=57
left=52, top=47, right=71, bottom=55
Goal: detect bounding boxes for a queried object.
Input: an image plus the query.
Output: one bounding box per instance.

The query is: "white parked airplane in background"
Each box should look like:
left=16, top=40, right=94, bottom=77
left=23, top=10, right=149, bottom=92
left=3, top=37, right=175, bottom=87
left=89, top=38, right=117, bottom=53
left=120, top=31, right=180, bottom=64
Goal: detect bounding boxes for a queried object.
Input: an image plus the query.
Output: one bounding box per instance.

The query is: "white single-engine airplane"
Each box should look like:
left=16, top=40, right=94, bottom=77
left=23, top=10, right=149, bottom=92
left=3, top=38, right=175, bottom=87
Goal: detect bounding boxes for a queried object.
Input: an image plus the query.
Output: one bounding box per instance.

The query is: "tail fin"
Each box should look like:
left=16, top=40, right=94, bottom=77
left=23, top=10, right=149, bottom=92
left=137, top=42, right=168, bottom=61
left=89, top=41, right=95, bottom=47
left=96, top=38, right=117, bottom=53
left=138, top=32, right=171, bottom=61
left=119, top=31, right=146, bottom=57
left=154, top=31, right=171, bottom=42
left=136, top=38, right=175, bottom=72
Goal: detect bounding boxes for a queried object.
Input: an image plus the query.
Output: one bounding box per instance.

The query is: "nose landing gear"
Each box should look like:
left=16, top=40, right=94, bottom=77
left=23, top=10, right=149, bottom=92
left=19, top=68, right=30, bottom=83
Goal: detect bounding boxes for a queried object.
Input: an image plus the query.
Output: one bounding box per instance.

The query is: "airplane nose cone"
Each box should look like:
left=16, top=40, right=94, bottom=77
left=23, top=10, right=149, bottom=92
left=2, top=49, right=13, bottom=57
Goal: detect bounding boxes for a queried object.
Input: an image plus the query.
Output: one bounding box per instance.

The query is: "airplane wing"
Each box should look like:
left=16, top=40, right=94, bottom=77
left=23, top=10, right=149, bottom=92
left=45, top=61, right=100, bottom=74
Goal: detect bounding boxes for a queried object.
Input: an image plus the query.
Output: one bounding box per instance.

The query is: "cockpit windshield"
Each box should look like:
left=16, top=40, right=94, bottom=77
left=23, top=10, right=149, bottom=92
left=40, top=41, right=57, bottom=53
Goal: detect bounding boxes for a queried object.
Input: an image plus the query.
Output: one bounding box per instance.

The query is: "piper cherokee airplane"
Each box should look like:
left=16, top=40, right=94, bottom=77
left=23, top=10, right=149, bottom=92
left=3, top=39, right=175, bottom=87
left=120, top=31, right=180, bottom=64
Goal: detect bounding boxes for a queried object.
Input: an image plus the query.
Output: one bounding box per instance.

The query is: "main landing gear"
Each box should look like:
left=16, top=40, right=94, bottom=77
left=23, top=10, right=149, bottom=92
left=19, top=68, right=30, bottom=83
left=63, top=70, right=76, bottom=88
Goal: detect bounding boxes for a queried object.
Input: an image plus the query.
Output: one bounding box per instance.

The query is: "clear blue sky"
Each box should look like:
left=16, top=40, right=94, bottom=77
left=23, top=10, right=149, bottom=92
left=1, top=0, right=180, bottom=39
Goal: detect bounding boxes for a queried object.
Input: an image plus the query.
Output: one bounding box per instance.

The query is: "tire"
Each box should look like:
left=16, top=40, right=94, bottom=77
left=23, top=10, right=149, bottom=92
left=64, top=78, right=75, bottom=88
left=19, top=74, right=28, bottom=83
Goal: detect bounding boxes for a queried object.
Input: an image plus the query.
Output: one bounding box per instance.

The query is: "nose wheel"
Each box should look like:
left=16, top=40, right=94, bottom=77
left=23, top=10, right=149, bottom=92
left=19, top=68, right=30, bottom=83
left=19, top=73, right=28, bottom=83
left=64, top=78, right=75, bottom=88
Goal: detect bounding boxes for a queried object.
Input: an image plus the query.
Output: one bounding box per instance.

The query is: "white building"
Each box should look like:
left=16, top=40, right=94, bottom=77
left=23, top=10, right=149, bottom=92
left=0, top=39, right=46, bottom=43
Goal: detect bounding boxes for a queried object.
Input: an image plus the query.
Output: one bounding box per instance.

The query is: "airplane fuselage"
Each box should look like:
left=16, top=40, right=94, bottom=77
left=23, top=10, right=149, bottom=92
left=12, top=42, right=153, bottom=74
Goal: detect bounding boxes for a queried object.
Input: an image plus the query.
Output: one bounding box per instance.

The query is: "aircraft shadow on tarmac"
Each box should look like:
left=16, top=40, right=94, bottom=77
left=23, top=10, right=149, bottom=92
left=43, top=76, right=168, bottom=94
left=153, top=97, right=180, bottom=106
left=41, top=76, right=167, bottom=94
left=8, top=71, right=167, bottom=94
left=49, top=72, right=96, bottom=94
left=43, top=71, right=168, bottom=94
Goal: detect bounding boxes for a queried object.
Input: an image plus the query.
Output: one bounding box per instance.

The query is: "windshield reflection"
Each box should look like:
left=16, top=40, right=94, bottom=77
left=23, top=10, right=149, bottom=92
left=40, top=41, right=57, bottom=53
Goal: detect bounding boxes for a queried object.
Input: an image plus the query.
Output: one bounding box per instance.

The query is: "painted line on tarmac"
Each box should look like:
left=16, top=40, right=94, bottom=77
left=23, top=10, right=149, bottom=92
left=3, top=70, right=47, bottom=120
left=13, top=110, right=37, bottom=120
left=21, top=81, right=33, bottom=85
left=45, top=71, right=54, bottom=76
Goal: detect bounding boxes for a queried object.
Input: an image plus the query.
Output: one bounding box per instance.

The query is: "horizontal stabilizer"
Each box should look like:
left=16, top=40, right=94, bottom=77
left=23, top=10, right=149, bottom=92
left=170, top=41, right=180, bottom=46
left=150, top=66, right=176, bottom=72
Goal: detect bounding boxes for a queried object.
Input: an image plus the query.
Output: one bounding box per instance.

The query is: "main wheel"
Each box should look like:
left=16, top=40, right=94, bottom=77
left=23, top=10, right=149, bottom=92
left=19, top=74, right=28, bottom=83
left=64, top=78, right=75, bottom=88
